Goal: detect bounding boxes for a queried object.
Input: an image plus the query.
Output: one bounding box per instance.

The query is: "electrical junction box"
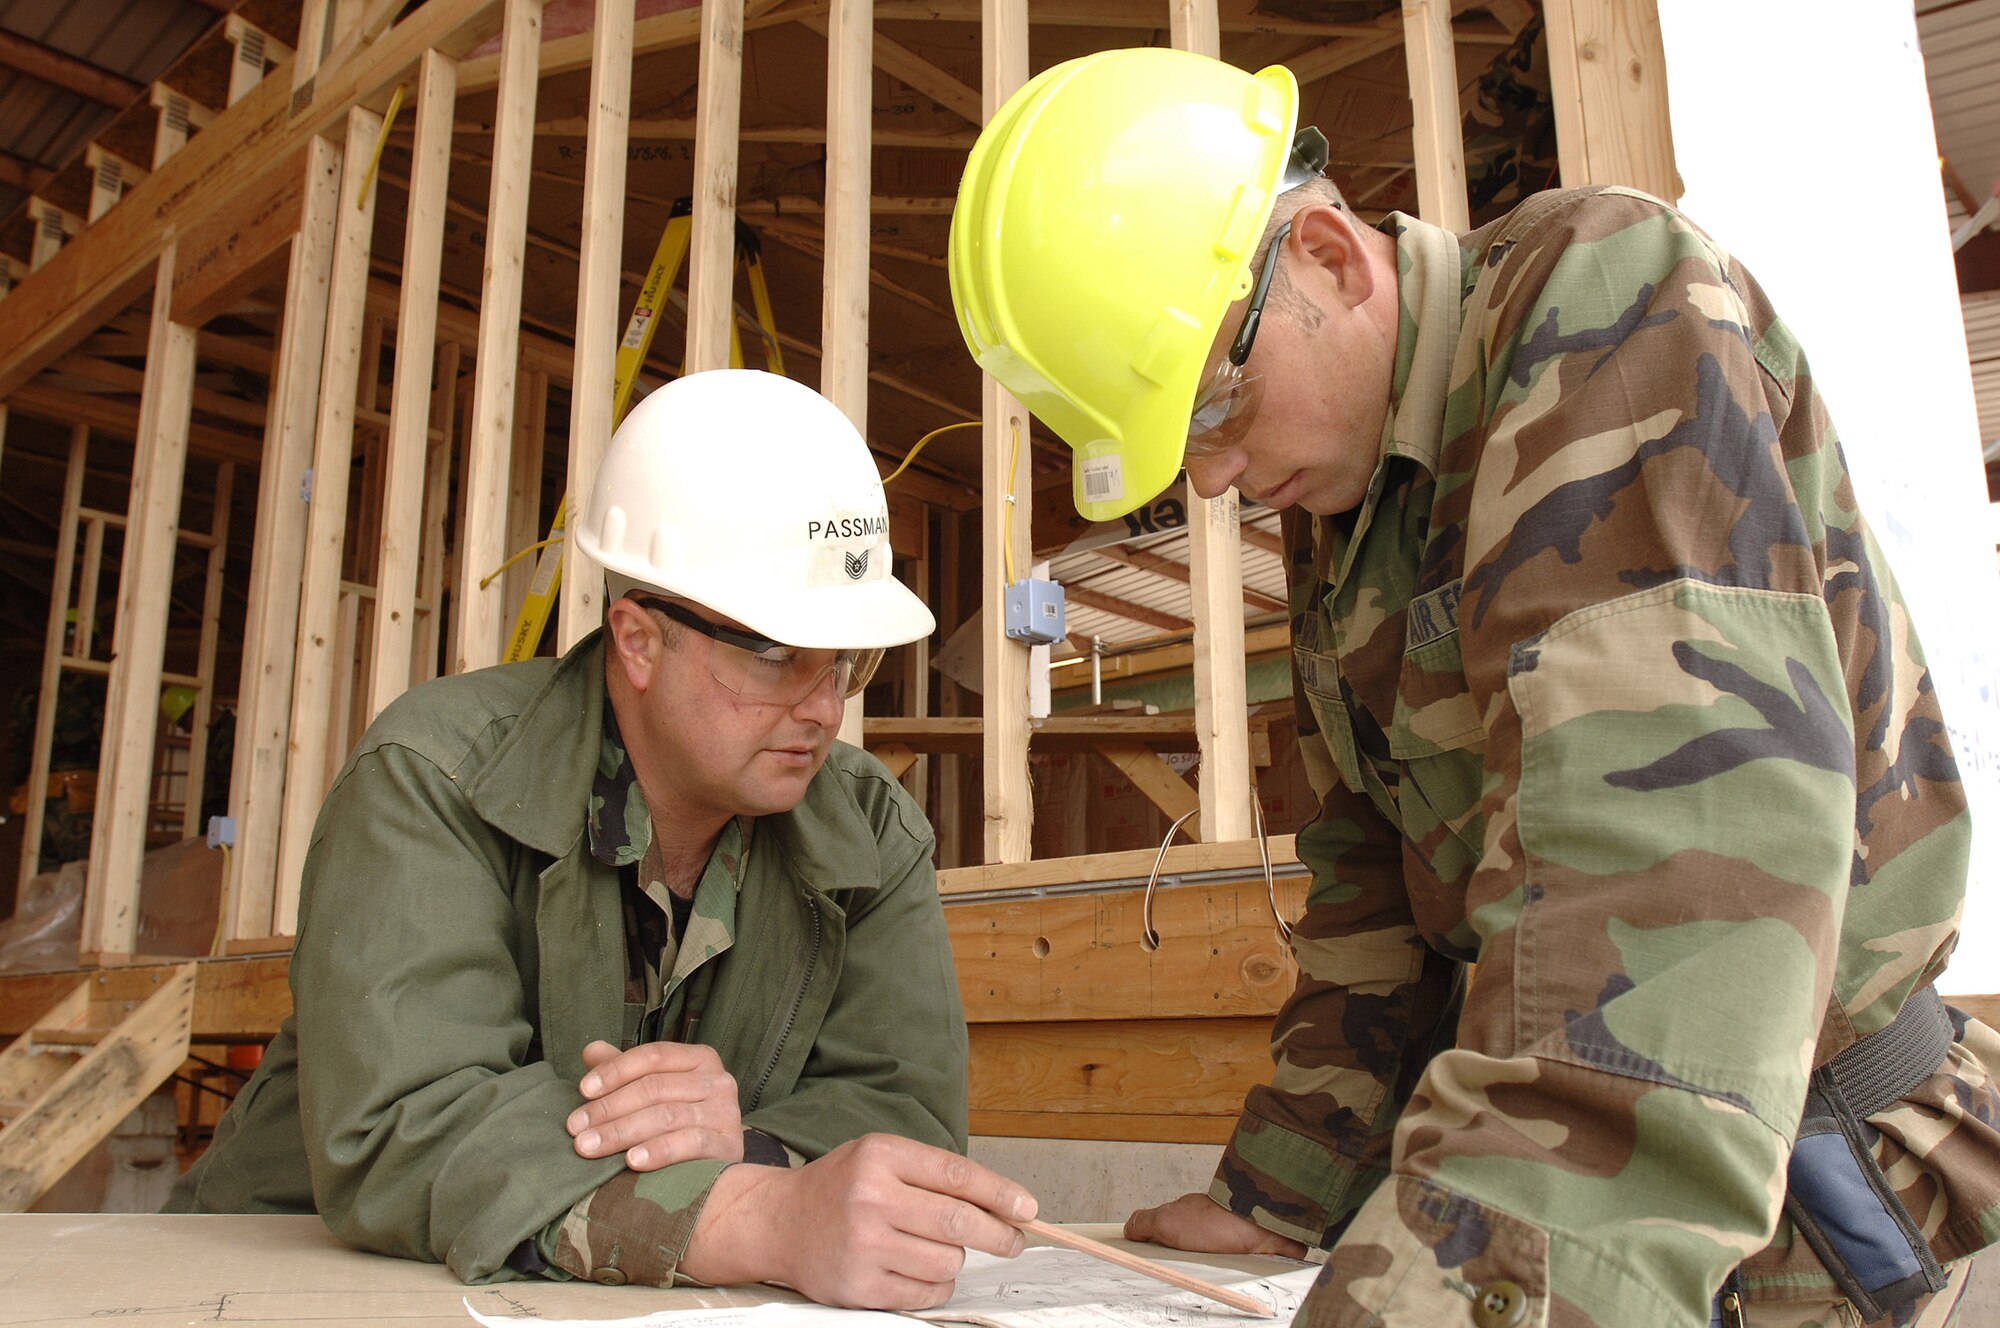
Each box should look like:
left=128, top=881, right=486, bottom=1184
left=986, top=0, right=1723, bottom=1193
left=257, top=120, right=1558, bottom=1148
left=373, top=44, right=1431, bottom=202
left=206, top=815, right=236, bottom=849
left=1004, top=578, right=1066, bottom=645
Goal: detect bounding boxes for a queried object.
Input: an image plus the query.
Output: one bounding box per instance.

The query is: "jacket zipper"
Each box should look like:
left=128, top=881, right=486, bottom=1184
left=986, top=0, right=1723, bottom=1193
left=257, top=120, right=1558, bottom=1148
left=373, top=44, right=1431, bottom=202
left=749, top=893, right=820, bottom=1111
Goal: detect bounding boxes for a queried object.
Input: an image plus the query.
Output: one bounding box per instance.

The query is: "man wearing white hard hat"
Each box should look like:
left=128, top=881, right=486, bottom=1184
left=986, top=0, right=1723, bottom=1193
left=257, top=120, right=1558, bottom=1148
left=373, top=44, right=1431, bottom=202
left=169, top=370, right=1034, bottom=1309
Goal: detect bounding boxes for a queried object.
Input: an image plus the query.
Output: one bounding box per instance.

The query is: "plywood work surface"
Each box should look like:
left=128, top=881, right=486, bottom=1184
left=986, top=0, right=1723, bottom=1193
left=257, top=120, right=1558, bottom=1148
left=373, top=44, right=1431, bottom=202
left=0, top=1215, right=1305, bottom=1325
left=0, top=1214, right=781, bottom=1324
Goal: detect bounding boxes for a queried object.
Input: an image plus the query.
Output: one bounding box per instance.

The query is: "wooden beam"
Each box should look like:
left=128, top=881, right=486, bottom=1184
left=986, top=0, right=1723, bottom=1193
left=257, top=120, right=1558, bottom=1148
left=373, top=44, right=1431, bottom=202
left=455, top=0, right=543, bottom=674
left=415, top=341, right=461, bottom=682
left=0, top=0, right=505, bottom=402
left=969, top=1018, right=1275, bottom=1133
left=274, top=108, right=384, bottom=940
left=559, top=0, right=635, bottom=653
left=980, top=0, right=1031, bottom=864
left=0, top=147, right=51, bottom=194
left=1240, top=523, right=1283, bottom=556
left=797, top=12, right=981, bottom=125
left=1542, top=0, right=1681, bottom=202
left=0, top=963, right=196, bottom=1211
left=1283, top=26, right=1405, bottom=85
left=1063, top=582, right=1191, bottom=633
left=947, top=876, right=1305, bottom=1017
left=863, top=714, right=1271, bottom=756
left=223, top=141, right=341, bottom=945
left=1096, top=740, right=1203, bottom=839
left=532, top=115, right=975, bottom=149
left=81, top=247, right=198, bottom=961
left=171, top=145, right=309, bottom=328
left=0, top=28, right=142, bottom=107
left=1402, top=0, right=1470, bottom=231
left=49, top=355, right=267, bottom=429
left=457, top=0, right=803, bottom=93
left=184, top=460, right=236, bottom=838
left=502, top=368, right=549, bottom=654
left=0, top=957, right=295, bottom=1041
left=15, top=425, right=87, bottom=896
left=1088, top=543, right=1287, bottom=613
left=368, top=50, right=457, bottom=720
left=873, top=0, right=1382, bottom=33
left=1485, top=0, right=1536, bottom=35
left=686, top=0, right=746, bottom=373
left=939, top=831, right=1297, bottom=897
left=823, top=0, right=873, bottom=749
left=5, top=381, right=258, bottom=468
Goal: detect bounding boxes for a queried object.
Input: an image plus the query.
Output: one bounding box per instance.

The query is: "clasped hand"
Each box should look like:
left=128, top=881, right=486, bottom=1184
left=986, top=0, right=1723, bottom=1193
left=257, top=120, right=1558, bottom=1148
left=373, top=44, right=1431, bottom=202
left=567, top=1039, right=744, bottom=1171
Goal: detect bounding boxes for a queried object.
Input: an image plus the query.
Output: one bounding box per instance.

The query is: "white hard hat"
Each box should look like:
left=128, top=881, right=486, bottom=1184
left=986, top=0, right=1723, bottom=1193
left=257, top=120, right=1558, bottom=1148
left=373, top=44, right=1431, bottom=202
left=574, top=369, right=935, bottom=649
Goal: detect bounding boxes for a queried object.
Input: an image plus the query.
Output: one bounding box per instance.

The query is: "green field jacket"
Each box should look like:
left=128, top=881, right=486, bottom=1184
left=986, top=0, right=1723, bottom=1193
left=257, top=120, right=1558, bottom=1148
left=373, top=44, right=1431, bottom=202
left=167, top=632, right=967, bottom=1285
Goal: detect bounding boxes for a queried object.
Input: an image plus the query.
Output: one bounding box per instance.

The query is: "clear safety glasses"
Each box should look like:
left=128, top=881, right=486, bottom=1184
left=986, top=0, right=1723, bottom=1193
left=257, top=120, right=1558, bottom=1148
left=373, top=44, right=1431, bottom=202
left=634, top=596, right=885, bottom=706
left=1184, top=218, right=1293, bottom=458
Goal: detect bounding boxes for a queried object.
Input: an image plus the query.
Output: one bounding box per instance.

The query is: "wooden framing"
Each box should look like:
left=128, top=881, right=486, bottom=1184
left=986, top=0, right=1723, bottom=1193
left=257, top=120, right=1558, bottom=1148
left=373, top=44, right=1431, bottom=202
left=452, top=0, right=541, bottom=675
left=979, top=0, right=1032, bottom=864
left=0, top=0, right=1991, bottom=1163
left=685, top=0, right=747, bottom=373
left=1542, top=0, right=1681, bottom=202
left=226, top=136, right=345, bottom=948
left=81, top=246, right=199, bottom=962
left=825, top=0, right=873, bottom=749
left=183, top=461, right=236, bottom=840
left=368, top=48, right=458, bottom=718
left=557, top=0, right=636, bottom=653
left=1166, top=0, right=1255, bottom=846
left=273, top=107, right=386, bottom=939
left=15, top=425, right=89, bottom=896
left=1401, top=0, right=1471, bottom=231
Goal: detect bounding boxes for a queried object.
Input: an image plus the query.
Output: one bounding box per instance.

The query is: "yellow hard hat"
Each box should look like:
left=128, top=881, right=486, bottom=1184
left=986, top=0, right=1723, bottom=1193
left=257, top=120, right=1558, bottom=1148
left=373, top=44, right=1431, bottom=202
left=950, top=48, right=1302, bottom=520
left=160, top=684, right=198, bottom=728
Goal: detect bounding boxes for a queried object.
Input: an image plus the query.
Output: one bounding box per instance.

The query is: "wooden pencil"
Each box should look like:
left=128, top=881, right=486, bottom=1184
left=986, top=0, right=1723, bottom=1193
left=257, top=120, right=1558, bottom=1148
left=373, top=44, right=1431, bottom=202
left=1014, top=1218, right=1277, bottom=1318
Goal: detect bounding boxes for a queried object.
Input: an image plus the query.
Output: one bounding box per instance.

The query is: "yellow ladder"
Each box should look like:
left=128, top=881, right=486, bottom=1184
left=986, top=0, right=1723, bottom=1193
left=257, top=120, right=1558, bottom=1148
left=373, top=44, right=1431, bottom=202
left=0, top=962, right=198, bottom=1210
left=503, top=202, right=785, bottom=664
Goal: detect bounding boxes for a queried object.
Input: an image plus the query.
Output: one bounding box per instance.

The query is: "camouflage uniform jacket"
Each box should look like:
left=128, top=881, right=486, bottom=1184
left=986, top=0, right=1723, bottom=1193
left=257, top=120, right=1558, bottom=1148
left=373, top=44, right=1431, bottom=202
left=1213, top=186, right=2000, bottom=1326
left=167, top=631, right=968, bottom=1287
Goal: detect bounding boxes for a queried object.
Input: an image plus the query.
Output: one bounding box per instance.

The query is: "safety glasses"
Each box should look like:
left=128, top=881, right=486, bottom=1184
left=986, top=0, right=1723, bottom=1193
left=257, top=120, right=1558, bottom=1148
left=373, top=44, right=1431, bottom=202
left=1184, top=219, right=1292, bottom=457
left=633, top=596, right=884, bottom=706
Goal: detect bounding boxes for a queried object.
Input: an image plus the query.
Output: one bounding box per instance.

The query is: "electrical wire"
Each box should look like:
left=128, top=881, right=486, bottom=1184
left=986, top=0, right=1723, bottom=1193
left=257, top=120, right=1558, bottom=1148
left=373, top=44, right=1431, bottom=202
left=480, top=536, right=562, bottom=590
left=357, top=82, right=407, bottom=212
left=1004, top=418, right=1021, bottom=586
left=882, top=420, right=980, bottom=486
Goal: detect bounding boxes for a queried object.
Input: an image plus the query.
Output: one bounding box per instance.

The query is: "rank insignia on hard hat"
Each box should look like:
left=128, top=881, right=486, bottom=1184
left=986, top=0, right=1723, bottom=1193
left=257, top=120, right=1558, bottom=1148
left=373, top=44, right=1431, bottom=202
left=844, top=550, right=870, bottom=580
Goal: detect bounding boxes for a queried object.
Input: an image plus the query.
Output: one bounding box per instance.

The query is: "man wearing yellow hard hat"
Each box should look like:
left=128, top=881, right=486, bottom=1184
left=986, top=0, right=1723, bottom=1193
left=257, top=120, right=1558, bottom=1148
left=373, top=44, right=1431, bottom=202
left=950, top=47, right=1998, bottom=1328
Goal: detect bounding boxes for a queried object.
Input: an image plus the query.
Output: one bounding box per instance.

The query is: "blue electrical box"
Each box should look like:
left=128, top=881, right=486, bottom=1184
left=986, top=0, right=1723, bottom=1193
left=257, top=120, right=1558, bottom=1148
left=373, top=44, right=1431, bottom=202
left=1003, top=578, right=1067, bottom=645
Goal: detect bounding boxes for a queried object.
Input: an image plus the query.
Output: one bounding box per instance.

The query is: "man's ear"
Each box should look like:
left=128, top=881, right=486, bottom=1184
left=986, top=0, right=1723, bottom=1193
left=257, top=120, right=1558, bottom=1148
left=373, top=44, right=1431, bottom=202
left=1290, top=201, right=1375, bottom=310
left=605, top=598, right=660, bottom=693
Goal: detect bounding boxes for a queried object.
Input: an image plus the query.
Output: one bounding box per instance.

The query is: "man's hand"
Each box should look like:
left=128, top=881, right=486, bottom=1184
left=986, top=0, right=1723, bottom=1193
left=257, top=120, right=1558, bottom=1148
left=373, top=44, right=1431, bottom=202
left=1124, top=1192, right=1308, bottom=1259
left=681, top=1133, right=1036, bottom=1310
left=567, top=1039, right=744, bottom=1171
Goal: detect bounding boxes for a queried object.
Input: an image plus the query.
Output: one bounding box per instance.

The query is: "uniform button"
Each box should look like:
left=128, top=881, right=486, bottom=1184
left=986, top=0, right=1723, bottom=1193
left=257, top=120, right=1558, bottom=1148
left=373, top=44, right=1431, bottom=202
left=593, top=1267, right=628, bottom=1286
left=1471, top=1279, right=1527, bottom=1328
